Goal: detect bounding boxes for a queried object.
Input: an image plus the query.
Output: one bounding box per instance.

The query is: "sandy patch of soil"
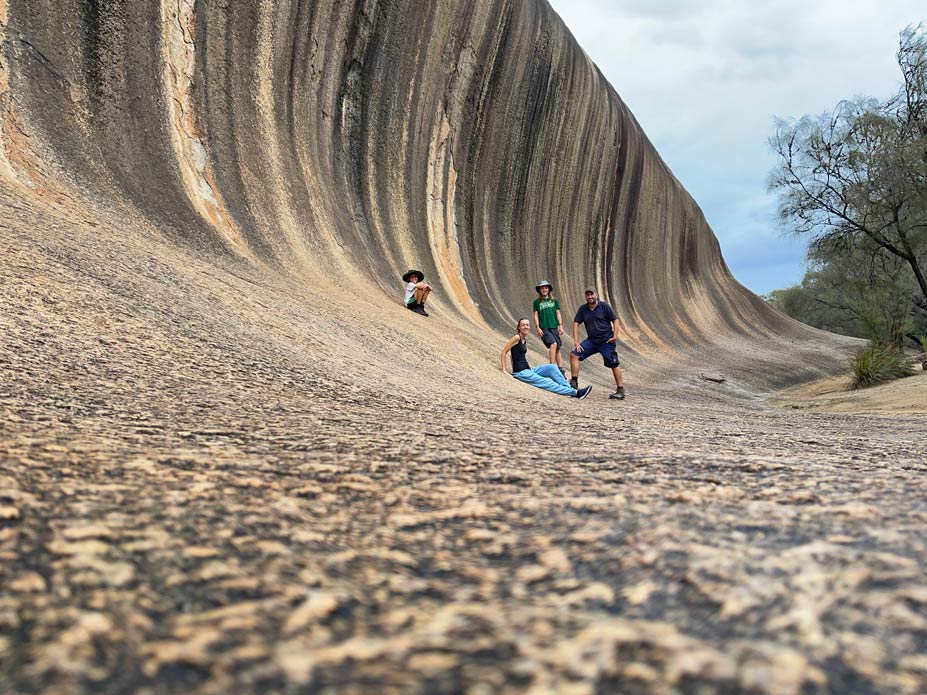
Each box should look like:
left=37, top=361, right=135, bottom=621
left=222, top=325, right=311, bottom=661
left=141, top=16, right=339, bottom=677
left=771, top=363, right=927, bottom=414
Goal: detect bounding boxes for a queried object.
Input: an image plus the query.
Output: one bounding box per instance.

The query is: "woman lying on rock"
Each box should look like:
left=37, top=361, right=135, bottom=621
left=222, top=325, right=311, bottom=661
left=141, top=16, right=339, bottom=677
left=501, top=319, right=592, bottom=399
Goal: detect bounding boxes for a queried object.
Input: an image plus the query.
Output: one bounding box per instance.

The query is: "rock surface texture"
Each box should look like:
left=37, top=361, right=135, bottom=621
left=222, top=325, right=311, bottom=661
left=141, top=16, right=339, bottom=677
left=1, top=1, right=925, bottom=694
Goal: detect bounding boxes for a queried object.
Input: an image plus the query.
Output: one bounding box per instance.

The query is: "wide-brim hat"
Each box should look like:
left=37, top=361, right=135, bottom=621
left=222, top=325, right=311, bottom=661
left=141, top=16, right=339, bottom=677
left=535, top=279, right=553, bottom=293
left=402, top=269, right=424, bottom=283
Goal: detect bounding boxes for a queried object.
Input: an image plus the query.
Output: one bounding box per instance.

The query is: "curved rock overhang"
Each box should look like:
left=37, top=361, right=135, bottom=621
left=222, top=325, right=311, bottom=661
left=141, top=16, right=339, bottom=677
left=0, top=0, right=840, bottom=382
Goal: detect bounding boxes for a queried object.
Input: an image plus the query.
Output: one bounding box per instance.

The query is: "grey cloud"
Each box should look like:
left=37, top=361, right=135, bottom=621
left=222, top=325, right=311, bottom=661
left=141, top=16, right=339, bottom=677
left=617, top=0, right=707, bottom=20
left=547, top=0, right=926, bottom=293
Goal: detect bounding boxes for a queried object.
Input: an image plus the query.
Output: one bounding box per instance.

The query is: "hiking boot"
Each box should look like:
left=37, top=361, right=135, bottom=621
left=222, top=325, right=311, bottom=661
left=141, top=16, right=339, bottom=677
left=609, top=386, right=626, bottom=400
left=569, top=376, right=578, bottom=390
left=575, top=385, right=592, bottom=399
left=415, top=304, right=429, bottom=316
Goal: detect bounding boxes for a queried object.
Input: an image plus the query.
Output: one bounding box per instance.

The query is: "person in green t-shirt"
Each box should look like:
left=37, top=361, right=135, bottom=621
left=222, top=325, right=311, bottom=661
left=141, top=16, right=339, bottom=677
left=532, top=280, right=565, bottom=375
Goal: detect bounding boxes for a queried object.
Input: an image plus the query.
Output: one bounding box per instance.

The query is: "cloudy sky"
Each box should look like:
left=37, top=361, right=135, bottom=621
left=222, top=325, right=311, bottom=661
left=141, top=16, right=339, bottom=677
left=546, top=0, right=925, bottom=295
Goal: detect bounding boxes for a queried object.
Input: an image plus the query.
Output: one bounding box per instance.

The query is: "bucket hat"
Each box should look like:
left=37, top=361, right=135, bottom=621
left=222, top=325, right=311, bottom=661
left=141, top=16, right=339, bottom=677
left=535, top=280, right=553, bottom=293
left=402, top=269, right=425, bottom=283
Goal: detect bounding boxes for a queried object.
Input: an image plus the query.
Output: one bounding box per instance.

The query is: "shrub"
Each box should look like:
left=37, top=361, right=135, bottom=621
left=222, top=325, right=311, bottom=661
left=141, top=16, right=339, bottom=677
left=849, top=342, right=914, bottom=389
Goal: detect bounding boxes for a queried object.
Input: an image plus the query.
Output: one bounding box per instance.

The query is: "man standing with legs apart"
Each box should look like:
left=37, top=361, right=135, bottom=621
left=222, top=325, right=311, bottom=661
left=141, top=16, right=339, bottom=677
left=532, top=280, right=565, bottom=375
left=570, top=287, right=626, bottom=400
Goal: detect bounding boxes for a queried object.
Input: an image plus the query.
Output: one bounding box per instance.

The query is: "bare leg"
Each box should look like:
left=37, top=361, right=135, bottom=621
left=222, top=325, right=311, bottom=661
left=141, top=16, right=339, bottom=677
left=548, top=343, right=557, bottom=365
left=612, top=366, right=624, bottom=388
left=570, top=353, right=580, bottom=379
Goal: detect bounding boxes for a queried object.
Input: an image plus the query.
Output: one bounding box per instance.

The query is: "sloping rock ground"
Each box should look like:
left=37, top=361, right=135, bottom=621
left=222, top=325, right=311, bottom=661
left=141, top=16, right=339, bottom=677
left=1, top=0, right=926, bottom=693
left=3, top=184, right=927, bottom=695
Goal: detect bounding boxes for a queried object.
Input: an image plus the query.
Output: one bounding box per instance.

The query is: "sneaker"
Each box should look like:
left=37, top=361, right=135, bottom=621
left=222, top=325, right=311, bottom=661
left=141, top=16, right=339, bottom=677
left=609, top=386, right=626, bottom=400
left=569, top=377, right=578, bottom=390
left=576, top=385, right=592, bottom=399
left=415, top=304, right=429, bottom=316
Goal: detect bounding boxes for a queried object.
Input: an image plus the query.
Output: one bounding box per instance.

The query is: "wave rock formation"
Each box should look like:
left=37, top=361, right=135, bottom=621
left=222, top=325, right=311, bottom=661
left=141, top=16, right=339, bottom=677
left=1, top=0, right=837, bottom=378
left=8, top=2, right=927, bottom=695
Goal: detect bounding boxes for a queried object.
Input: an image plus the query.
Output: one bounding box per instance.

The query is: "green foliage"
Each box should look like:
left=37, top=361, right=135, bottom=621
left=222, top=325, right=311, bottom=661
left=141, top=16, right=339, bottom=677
left=768, top=24, right=927, bottom=322
left=849, top=342, right=915, bottom=389
left=763, top=281, right=858, bottom=337
left=764, top=236, right=926, bottom=345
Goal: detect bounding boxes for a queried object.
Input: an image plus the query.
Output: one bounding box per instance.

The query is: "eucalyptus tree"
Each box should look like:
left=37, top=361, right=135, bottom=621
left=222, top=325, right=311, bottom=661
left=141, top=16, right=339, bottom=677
left=769, top=25, right=927, bottom=326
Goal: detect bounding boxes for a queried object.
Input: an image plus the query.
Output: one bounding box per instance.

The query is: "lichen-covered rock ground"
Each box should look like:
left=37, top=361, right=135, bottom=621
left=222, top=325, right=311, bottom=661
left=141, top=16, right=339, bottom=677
left=2, top=191, right=927, bottom=695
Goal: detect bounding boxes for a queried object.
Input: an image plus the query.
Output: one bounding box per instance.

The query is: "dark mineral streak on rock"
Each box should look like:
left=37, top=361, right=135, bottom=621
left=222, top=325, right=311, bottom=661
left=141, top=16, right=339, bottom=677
left=5, top=2, right=921, bottom=695
left=4, top=0, right=833, bottom=371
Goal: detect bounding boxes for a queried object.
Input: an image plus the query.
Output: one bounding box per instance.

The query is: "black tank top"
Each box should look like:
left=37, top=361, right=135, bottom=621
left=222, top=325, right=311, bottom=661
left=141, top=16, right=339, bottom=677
left=510, top=339, right=530, bottom=373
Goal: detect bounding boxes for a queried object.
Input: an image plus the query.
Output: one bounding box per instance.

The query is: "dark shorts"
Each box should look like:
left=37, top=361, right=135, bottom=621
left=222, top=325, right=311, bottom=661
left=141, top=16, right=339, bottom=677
left=571, top=339, right=620, bottom=368
left=540, top=328, right=562, bottom=348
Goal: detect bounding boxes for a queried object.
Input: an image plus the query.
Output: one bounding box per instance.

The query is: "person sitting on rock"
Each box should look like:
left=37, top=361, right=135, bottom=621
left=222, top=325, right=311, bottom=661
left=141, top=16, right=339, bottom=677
left=502, top=318, right=592, bottom=399
left=402, top=269, right=432, bottom=316
left=570, top=286, right=626, bottom=400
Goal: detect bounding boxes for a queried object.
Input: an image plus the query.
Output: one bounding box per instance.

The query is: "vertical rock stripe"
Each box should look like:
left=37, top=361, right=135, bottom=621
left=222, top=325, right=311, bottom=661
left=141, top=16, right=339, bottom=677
left=0, top=0, right=10, bottom=179
left=2, top=0, right=810, bottom=352
left=160, top=0, right=248, bottom=254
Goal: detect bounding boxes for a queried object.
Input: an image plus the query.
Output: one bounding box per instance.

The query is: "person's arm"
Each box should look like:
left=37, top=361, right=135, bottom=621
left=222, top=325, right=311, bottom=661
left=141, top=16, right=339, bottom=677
left=572, top=321, right=583, bottom=351
left=606, top=303, right=619, bottom=343
left=556, top=309, right=563, bottom=335
left=607, top=318, right=619, bottom=343
left=533, top=310, right=543, bottom=337
left=500, top=335, right=519, bottom=372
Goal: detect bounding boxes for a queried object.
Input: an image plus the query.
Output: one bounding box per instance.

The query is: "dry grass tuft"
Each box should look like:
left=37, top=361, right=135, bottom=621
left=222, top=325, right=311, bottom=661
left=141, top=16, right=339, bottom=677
left=849, top=343, right=914, bottom=389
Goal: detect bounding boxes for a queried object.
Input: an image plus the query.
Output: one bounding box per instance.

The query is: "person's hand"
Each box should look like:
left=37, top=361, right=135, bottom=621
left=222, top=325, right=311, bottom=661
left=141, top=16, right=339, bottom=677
left=607, top=336, right=617, bottom=343
left=573, top=341, right=584, bottom=353
left=536, top=328, right=543, bottom=338
left=557, top=326, right=563, bottom=335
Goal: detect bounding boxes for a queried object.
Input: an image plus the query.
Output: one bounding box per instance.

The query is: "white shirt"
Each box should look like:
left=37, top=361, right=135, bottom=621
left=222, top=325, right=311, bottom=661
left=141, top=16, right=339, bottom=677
left=404, top=282, right=417, bottom=304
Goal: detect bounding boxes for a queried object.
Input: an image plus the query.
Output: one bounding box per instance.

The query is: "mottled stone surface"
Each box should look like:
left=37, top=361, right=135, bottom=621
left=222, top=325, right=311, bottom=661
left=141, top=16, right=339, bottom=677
left=1, top=0, right=846, bottom=375
left=2, top=1, right=924, bottom=694
left=3, top=175, right=927, bottom=695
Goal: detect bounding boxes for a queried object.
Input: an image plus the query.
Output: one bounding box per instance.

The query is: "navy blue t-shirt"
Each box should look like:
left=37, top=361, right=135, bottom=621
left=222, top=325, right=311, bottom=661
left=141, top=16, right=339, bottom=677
left=574, top=301, right=617, bottom=342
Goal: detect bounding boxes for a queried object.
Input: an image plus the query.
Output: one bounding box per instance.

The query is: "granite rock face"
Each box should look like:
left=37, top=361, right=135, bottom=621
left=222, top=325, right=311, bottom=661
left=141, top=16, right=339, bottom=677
left=7, top=3, right=923, bottom=695
left=2, top=0, right=827, bottom=370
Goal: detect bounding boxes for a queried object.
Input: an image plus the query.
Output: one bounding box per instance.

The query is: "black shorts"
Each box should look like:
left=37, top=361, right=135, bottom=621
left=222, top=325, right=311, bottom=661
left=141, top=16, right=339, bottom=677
left=540, top=328, right=562, bottom=348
